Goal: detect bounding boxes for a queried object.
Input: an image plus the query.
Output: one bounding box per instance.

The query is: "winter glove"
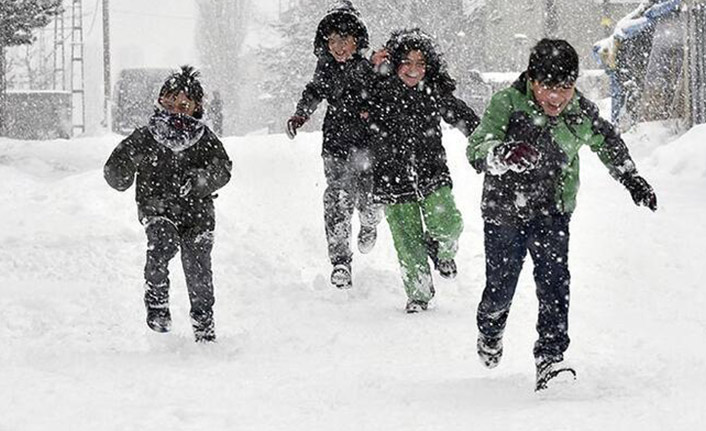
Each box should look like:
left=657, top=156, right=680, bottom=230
left=620, top=173, right=657, bottom=211
left=179, top=175, right=194, bottom=198
left=487, top=141, right=541, bottom=174
left=286, top=115, right=308, bottom=139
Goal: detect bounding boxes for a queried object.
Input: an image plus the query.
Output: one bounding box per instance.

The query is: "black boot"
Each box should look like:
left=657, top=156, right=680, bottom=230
left=191, top=311, right=216, bottom=343
left=477, top=333, right=503, bottom=368
left=330, top=263, right=352, bottom=289
left=535, top=356, right=576, bottom=391
left=146, top=306, right=172, bottom=333
left=425, top=235, right=457, bottom=279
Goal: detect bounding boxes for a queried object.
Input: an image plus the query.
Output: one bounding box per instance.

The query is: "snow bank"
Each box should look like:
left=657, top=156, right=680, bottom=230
left=650, top=123, right=706, bottom=179
left=1, top=122, right=705, bottom=430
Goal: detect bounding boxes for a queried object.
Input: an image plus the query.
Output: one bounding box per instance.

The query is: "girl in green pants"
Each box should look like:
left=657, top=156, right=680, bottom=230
left=368, top=29, right=479, bottom=312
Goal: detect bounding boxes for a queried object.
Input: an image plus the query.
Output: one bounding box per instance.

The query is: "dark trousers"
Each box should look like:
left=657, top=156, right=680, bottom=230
left=477, top=214, right=571, bottom=361
left=143, top=217, right=215, bottom=328
left=323, top=148, right=381, bottom=266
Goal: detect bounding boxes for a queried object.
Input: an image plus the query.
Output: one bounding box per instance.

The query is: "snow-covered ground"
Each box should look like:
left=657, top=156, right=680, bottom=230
left=1, top=121, right=705, bottom=430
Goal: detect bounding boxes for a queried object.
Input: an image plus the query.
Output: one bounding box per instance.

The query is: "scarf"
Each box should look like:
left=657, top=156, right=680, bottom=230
left=148, top=108, right=205, bottom=152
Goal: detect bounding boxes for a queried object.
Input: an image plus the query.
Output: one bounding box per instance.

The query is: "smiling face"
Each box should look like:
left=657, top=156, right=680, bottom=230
left=327, top=32, right=357, bottom=63
left=159, top=91, right=198, bottom=117
left=530, top=80, right=576, bottom=117
left=397, top=50, right=426, bottom=87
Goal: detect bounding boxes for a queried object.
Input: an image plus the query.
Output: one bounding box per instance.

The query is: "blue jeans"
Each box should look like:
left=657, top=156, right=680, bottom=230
left=477, top=214, right=571, bottom=361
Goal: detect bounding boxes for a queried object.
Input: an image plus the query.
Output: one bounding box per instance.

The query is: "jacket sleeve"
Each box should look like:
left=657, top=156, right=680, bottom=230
left=103, top=130, right=143, bottom=191
left=439, top=92, right=480, bottom=138
left=294, top=58, right=328, bottom=118
left=466, top=89, right=514, bottom=173
left=580, top=97, right=638, bottom=180
left=188, top=133, right=233, bottom=198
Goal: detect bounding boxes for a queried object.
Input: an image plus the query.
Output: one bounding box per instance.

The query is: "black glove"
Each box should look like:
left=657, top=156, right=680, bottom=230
left=493, top=141, right=541, bottom=172
left=286, top=115, right=308, bottom=139
left=620, top=174, right=657, bottom=211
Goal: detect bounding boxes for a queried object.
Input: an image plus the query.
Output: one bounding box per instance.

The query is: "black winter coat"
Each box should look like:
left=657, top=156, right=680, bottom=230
left=295, top=54, right=376, bottom=158
left=104, top=127, right=232, bottom=233
left=369, top=77, right=480, bottom=204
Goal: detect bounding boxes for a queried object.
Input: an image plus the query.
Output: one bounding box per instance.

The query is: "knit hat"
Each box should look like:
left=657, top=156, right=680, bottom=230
left=527, top=39, right=579, bottom=85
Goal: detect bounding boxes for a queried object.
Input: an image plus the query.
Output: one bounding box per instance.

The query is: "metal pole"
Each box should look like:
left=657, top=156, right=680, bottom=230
left=103, top=0, right=111, bottom=129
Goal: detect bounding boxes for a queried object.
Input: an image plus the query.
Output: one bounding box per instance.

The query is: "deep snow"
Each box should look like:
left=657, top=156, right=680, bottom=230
left=1, top=121, right=705, bottom=430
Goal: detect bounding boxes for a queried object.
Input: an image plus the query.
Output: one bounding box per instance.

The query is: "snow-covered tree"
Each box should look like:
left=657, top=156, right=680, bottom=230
left=195, top=0, right=250, bottom=134
left=0, top=0, right=62, bottom=133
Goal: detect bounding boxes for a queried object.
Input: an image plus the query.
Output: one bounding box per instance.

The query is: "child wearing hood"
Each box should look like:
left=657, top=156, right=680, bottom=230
left=104, top=66, right=232, bottom=342
left=368, top=29, right=480, bottom=313
left=286, top=1, right=382, bottom=289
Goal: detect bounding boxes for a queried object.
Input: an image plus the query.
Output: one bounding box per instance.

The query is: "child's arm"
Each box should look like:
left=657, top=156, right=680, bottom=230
left=439, top=92, right=481, bottom=138
left=579, top=96, right=657, bottom=210
left=103, top=130, right=144, bottom=191
left=183, top=133, right=233, bottom=199
left=466, top=90, right=514, bottom=173
left=294, top=58, right=329, bottom=118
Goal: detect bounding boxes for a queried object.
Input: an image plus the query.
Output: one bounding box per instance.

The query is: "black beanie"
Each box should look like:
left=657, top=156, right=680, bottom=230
left=159, top=65, right=204, bottom=105
left=527, top=39, right=579, bottom=85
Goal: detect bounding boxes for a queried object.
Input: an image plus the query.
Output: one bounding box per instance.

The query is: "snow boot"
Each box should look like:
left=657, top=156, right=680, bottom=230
left=535, top=356, right=576, bottom=391
left=192, top=313, right=216, bottom=343
left=405, top=299, right=429, bottom=313
left=146, top=306, right=172, bottom=333
left=330, top=263, right=352, bottom=289
left=477, top=333, right=503, bottom=368
left=357, top=225, right=377, bottom=254
left=425, top=235, right=457, bottom=279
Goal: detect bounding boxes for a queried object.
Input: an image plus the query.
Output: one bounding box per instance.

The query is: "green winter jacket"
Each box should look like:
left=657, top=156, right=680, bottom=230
left=467, top=72, right=638, bottom=225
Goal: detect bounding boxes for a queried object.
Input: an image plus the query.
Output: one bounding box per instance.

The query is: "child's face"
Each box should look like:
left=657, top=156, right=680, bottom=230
left=530, top=81, right=576, bottom=117
left=159, top=91, right=198, bottom=117
left=328, top=33, right=356, bottom=63
left=397, top=50, right=426, bottom=87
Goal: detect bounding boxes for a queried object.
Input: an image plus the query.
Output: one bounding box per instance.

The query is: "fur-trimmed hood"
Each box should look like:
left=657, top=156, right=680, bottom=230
left=384, top=28, right=456, bottom=94
left=313, top=1, right=369, bottom=57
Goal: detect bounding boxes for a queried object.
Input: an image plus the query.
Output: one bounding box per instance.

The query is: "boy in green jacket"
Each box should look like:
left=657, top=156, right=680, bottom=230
left=467, top=39, right=657, bottom=390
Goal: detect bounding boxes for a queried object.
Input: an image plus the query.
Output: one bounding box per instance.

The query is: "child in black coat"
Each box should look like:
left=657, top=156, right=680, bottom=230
left=104, top=66, right=232, bottom=342
left=286, top=1, right=381, bottom=289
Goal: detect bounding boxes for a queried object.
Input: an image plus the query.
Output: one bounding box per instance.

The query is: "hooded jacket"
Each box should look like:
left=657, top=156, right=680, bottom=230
left=368, top=29, right=480, bottom=204
left=294, top=2, right=375, bottom=158
left=467, top=72, right=639, bottom=225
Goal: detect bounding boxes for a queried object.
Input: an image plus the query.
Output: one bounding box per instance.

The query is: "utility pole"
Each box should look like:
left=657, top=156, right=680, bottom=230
left=103, top=0, right=111, bottom=129
left=70, top=0, right=85, bottom=135
left=545, top=0, right=559, bottom=38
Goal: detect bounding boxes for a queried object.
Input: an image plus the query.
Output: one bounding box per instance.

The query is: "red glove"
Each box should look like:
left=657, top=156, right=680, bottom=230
left=286, top=115, right=308, bottom=139
left=494, top=142, right=541, bottom=172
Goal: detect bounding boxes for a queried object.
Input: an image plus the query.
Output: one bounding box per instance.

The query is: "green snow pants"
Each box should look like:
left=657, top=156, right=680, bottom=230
left=385, top=186, right=464, bottom=303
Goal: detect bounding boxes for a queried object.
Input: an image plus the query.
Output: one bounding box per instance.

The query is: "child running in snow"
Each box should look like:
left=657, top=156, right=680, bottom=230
left=368, top=29, right=479, bottom=313
left=286, top=1, right=381, bottom=289
left=467, top=39, right=657, bottom=390
left=104, top=66, right=232, bottom=342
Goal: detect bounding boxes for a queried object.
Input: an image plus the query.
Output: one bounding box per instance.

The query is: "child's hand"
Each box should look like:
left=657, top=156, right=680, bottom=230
left=371, top=49, right=389, bottom=67
left=286, top=115, right=308, bottom=139
left=489, top=141, right=541, bottom=174
left=180, top=176, right=194, bottom=197
left=620, top=173, right=657, bottom=211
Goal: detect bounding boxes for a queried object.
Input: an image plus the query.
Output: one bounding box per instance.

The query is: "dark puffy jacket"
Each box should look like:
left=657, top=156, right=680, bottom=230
left=104, top=127, right=232, bottom=232
left=369, top=78, right=479, bottom=204
left=295, top=54, right=376, bottom=158
left=367, top=29, right=480, bottom=204
left=295, top=3, right=374, bottom=158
